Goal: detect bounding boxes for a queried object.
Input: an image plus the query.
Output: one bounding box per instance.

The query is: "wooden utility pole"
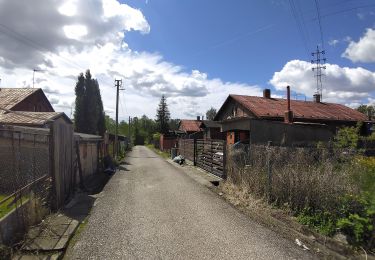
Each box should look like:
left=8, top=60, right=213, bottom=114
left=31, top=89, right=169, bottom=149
left=114, top=79, right=123, bottom=159
left=128, top=116, right=131, bottom=147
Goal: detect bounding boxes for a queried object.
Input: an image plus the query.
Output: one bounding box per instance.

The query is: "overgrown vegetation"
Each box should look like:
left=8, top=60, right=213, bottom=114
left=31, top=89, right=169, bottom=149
left=226, top=127, right=375, bottom=251
left=146, top=144, right=170, bottom=159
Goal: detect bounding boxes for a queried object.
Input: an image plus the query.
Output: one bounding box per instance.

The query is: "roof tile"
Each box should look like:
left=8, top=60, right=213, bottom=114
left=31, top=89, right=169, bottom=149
left=230, top=95, right=368, bottom=122
left=0, top=88, right=39, bottom=111
left=179, top=120, right=201, bottom=132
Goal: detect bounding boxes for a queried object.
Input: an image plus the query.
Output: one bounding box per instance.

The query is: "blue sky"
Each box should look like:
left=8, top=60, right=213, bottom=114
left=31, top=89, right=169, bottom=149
left=0, top=0, right=374, bottom=119
left=125, top=0, right=375, bottom=92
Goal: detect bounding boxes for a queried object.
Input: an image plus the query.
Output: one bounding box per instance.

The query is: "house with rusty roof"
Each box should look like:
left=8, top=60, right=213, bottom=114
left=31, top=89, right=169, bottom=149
left=178, top=117, right=225, bottom=140
left=0, top=88, right=54, bottom=113
left=178, top=118, right=203, bottom=139
left=214, top=88, right=371, bottom=146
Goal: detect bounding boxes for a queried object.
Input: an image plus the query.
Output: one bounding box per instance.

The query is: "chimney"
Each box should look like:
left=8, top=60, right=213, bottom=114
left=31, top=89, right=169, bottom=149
left=263, top=88, right=271, bottom=99
left=313, top=93, right=321, bottom=103
left=284, top=86, right=294, bottom=124
left=197, top=116, right=200, bottom=121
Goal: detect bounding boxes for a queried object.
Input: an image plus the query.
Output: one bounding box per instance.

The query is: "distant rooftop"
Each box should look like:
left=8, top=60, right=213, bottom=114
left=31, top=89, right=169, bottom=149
left=179, top=119, right=201, bottom=132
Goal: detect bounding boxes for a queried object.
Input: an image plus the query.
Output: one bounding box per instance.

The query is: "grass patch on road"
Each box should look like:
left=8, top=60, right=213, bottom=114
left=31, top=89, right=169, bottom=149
left=146, top=144, right=170, bottom=159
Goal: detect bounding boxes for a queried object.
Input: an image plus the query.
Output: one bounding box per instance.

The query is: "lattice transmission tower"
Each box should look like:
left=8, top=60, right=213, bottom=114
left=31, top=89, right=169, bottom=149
left=311, top=45, right=326, bottom=100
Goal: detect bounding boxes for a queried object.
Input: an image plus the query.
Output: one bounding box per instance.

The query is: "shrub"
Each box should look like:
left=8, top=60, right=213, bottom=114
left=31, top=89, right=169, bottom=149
left=297, top=208, right=336, bottom=236
left=334, top=126, right=359, bottom=149
left=226, top=144, right=375, bottom=250
left=337, top=195, right=375, bottom=248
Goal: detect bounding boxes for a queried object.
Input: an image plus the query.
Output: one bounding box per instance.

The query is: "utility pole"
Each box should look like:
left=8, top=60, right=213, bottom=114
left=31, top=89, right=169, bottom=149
left=128, top=116, right=131, bottom=146
left=311, top=46, right=326, bottom=100
left=114, top=79, right=124, bottom=159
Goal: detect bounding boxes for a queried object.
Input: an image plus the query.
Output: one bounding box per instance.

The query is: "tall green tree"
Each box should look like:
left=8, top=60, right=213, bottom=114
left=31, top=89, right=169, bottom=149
left=156, top=95, right=170, bottom=134
left=74, top=70, right=106, bottom=135
left=357, top=105, right=374, bottom=120
left=74, top=73, right=85, bottom=132
left=206, top=107, right=217, bottom=121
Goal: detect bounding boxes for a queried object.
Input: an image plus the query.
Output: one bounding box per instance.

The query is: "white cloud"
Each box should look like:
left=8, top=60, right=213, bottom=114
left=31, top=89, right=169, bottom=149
left=0, top=0, right=150, bottom=69
left=0, top=0, right=259, bottom=120
left=269, top=60, right=375, bottom=104
left=58, top=0, right=78, bottom=16
left=328, top=39, right=339, bottom=47
left=342, top=28, right=375, bottom=63
left=63, top=25, right=88, bottom=40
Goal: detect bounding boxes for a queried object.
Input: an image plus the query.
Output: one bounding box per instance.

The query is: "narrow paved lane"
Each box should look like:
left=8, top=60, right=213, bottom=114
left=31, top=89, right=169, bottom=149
left=66, top=146, right=315, bottom=259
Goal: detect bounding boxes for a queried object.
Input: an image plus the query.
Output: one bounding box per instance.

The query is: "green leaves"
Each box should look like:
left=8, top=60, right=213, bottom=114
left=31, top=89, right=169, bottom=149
left=74, top=70, right=106, bottom=135
left=156, top=95, right=170, bottom=134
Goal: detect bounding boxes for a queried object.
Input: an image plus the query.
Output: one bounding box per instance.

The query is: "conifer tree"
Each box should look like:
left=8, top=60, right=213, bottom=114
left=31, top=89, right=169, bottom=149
left=156, top=95, right=170, bottom=134
left=74, top=70, right=106, bottom=135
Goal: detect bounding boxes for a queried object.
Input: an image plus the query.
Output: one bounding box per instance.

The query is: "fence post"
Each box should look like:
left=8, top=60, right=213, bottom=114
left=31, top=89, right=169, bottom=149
left=193, top=138, right=197, bottom=166
left=49, top=124, right=58, bottom=210
left=210, top=139, right=213, bottom=174
left=267, top=141, right=273, bottom=203
left=223, top=141, right=227, bottom=179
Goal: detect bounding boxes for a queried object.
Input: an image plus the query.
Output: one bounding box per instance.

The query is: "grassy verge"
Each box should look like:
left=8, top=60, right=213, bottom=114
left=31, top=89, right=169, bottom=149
left=227, top=146, right=375, bottom=252
left=146, top=144, right=170, bottom=159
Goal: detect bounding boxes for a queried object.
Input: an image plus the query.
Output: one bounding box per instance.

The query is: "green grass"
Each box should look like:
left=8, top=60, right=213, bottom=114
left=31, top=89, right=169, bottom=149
left=146, top=144, right=170, bottom=159
left=0, top=195, right=17, bottom=219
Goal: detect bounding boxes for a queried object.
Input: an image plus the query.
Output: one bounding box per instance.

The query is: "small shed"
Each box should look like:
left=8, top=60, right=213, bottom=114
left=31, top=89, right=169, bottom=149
left=74, top=133, right=103, bottom=182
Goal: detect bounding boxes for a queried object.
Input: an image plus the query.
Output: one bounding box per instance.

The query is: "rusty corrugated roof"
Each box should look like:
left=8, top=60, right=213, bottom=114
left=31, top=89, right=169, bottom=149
left=179, top=120, right=201, bottom=132
left=0, top=88, right=40, bottom=111
left=0, top=111, right=71, bottom=126
left=230, top=95, right=368, bottom=122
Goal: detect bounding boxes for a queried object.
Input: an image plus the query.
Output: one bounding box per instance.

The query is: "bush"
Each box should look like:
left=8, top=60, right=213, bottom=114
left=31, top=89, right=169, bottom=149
left=337, top=195, right=375, bottom=248
left=334, top=126, right=359, bottom=149
left=297, top=208, right=336, bottom=236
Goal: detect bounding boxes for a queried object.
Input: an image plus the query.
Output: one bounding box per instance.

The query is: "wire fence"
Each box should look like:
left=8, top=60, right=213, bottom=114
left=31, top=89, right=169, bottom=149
left=226, top=143, right=361, bottom=211
left=0, top=127, right=52, bottom=245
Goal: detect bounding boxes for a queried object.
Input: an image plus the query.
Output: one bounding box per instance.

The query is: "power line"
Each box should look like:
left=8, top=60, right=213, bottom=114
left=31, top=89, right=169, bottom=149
left=0, top=23, right=85, bottom=72
left=288, top=0, right=311, bottom=59
left=0, top=23, right=118, bottom=88
left=314, top=0, right=325, bottom=49
left=313, top=3, right=375, bottom=20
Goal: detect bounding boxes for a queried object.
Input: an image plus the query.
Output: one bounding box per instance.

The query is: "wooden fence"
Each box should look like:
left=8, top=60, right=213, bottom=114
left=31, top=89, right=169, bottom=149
left=50, top=121, right=74, bottom=209
left=178, top=139, right=226, bottom=178
left=196, top=139, right=226, bottom=178
left=178, top=139, right=195, bottom=162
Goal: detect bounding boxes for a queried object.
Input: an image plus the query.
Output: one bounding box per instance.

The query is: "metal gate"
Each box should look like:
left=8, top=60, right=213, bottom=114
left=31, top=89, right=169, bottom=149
left=179, top=139, right=226, bottom=178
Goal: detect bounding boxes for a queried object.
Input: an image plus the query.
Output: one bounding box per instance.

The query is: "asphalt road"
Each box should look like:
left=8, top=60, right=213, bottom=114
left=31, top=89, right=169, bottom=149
left=66, top=146, right=315, bottom=260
